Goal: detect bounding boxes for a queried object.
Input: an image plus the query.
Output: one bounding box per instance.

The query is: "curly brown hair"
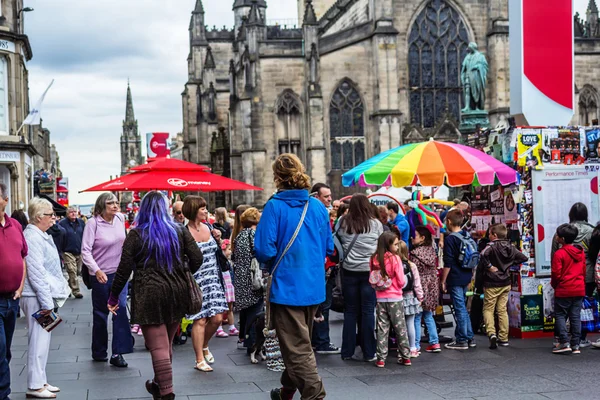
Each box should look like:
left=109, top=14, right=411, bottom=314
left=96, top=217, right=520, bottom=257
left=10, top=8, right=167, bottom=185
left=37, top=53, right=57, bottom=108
left=273, top=153, right=311, bottom=190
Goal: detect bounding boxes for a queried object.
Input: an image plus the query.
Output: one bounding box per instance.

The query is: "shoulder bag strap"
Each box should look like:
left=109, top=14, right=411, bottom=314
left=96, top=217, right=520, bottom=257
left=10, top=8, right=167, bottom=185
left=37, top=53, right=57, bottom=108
left=341, top=234, right=359, bottom=266
left=265, top=200, right=310, bottom=330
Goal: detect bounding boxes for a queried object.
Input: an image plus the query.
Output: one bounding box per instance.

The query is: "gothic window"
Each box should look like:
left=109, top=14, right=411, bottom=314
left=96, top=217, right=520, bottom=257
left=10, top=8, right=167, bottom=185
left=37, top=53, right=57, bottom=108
left=408, top=0, right=470, bottom=128
left=196, top=86, right=202, bottom=124
left=329, top=79, right=365, bottom=170
left=0, top=56, right=8, bottom=135
left=275, top=90, right=302, bottom=156
left=579, top=85, right=599, bottom=126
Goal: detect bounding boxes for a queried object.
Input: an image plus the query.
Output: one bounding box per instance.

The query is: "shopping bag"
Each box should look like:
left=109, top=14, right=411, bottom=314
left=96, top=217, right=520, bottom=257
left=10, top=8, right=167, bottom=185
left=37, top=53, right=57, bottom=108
left=581, top=296, right=599, bottom=333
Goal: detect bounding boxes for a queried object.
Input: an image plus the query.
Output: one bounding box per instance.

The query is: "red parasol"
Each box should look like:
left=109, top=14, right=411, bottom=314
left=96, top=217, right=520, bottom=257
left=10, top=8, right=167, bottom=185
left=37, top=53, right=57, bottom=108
left=81, top=170, right=262, bottom=192
left=130, top=158, right=211, bottom=172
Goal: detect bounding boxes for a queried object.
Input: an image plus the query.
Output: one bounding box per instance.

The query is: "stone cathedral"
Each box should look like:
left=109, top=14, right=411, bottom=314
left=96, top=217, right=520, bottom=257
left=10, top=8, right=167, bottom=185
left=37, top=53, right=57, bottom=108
left=181, top=0, right=600, bottom=207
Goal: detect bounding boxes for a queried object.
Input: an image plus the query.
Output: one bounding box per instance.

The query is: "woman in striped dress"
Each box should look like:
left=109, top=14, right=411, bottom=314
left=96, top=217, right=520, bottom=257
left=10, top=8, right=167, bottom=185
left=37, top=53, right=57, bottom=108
left=183, top=196, right=228, bottom=372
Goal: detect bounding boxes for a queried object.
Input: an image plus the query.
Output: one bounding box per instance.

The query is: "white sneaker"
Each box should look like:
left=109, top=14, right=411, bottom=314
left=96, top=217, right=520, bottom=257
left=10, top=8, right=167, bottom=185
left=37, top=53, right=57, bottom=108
left=591, top=339, right=600, bottom=348
left=579, top=339, right=592, bottom=348
left=26, top=388, right=56, bottom=398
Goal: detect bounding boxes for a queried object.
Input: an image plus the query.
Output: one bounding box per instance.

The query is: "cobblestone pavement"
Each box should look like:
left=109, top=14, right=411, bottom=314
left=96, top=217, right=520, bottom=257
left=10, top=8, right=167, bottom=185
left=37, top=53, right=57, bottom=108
left=9, top=294, right=600, bottom=400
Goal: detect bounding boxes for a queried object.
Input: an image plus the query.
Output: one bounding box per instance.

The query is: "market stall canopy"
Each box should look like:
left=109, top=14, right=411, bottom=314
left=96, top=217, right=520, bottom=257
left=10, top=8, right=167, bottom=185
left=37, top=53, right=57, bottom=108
left=342, top=139, right=518, bottom=188
left=81, top=170, right=262, bottom=192
left=130, top=158, right=210, bottom=172
left=374, top=185, right=450, bottom=201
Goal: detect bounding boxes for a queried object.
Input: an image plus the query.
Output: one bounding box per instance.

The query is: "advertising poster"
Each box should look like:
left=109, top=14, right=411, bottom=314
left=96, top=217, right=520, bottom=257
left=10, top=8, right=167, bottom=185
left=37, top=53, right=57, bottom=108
left=504, top=186, right=519, bottom=223
left=539, top=278, right=555, bottom=332
left=585, top=128, right=600, bottom=162
left=520, top=294, right=544, bottom=332
left=517, top=131, right=542, bottom=168
left=508, top=291, right=522, bottom=329
left=147, top=132, right=171, bottom=159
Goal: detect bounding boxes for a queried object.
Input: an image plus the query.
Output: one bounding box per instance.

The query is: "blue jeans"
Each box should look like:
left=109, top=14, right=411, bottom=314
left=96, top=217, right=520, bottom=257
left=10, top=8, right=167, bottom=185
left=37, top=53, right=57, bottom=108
left=90, top=274, right=133, bottom=359
left=449, top=285, right=473, bottom=343
left=341, top=270, right=376, bottom=359
left=0, top=297, right=18, bottom=400
left=555, top=296, right=583, bottom=347
left=312, top=275, right=334, bottom=350
left=415, top=310, right=439, bottom=348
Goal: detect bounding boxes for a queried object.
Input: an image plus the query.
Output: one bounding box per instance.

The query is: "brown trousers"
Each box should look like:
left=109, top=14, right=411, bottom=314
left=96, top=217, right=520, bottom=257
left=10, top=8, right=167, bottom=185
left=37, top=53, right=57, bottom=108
left=271, top=303, right=325, bottom=400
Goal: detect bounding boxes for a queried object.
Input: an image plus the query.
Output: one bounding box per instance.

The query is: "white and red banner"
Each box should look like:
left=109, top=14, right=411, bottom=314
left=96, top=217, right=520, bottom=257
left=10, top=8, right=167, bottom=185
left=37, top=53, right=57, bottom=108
left=509, top=0, right=574, bottom=126
left=147, top=132, right=170, bottom=159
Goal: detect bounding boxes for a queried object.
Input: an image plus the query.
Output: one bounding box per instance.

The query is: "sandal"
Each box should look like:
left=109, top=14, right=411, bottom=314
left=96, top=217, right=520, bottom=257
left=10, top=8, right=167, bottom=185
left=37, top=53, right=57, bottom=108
left=194, top=360, right=213, bottom=372
left=216, top=329, right=229, bottom=338
left=203, top=347, right=215, bottom=364
left=228, top=326, right=240, bottom=335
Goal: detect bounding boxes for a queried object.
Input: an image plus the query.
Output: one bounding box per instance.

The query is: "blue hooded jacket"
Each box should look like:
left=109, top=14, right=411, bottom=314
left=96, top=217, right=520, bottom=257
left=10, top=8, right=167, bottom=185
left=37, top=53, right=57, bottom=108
left=254, top=189, right=334, bottom=306
left=393, top=213, right=410, bottom=245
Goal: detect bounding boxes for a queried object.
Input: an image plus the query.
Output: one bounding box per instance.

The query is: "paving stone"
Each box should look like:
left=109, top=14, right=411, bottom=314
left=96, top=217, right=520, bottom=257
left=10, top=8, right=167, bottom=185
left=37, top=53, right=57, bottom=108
left=540, top=390, right=600, bottom=400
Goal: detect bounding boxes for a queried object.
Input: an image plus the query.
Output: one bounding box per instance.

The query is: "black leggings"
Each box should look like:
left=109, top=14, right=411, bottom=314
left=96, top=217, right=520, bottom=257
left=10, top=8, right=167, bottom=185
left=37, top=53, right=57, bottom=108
left=238, top=298, right=264, bottom=352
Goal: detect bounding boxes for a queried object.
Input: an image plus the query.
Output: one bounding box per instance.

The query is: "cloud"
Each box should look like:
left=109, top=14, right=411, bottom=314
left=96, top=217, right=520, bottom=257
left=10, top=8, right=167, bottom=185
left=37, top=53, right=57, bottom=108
left=23, top=0, right=298, bottom=205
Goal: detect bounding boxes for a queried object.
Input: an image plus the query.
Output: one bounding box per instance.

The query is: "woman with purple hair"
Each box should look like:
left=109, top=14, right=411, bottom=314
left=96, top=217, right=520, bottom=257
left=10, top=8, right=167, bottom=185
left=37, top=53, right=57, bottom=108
left=107, top=192, right=203, bottom=400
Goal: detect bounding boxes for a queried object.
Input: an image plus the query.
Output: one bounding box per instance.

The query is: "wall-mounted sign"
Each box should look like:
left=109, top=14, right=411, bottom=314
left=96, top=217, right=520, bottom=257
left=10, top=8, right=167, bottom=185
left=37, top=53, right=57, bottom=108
left=0, top=40, right=16, bottom=54
left=0, top=150, right=19, bottom=162
left=147, top=132, right=170, bottom=159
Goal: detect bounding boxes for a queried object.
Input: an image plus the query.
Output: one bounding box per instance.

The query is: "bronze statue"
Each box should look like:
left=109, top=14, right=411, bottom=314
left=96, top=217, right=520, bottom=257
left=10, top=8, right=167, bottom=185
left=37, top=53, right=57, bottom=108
left=461, top=42, right=488, bottom=112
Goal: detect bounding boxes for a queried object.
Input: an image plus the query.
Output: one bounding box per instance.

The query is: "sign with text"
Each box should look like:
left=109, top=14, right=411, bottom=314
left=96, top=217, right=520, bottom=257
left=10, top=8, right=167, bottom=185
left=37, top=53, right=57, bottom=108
left=146, top=132, right=170, bottom=159
left=509, top=0, right=574, bottom=125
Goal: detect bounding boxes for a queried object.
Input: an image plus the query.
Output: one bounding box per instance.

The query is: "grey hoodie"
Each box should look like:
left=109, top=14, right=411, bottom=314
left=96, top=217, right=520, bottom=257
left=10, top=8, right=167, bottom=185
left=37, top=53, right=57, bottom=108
left=337, top=219, right=384, bottom=272
left=551, top=220, right=595, bottom=283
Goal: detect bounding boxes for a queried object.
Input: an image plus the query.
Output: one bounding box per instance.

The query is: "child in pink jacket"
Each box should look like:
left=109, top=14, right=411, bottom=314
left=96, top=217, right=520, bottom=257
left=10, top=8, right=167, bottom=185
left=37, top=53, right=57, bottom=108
left=398, top=240, right=424, bottom=357
left=370, top=232, right=413, bottom=367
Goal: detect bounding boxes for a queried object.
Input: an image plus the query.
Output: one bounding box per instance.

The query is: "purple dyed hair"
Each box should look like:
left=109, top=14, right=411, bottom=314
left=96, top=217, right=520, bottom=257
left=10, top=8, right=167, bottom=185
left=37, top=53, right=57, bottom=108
left=135, top=191, right=181, bottom=272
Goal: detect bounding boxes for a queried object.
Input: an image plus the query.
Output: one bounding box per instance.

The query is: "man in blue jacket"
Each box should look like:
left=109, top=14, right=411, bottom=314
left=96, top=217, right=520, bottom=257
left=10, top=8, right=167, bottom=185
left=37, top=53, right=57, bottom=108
left=255, top=153, right=334, bottom=400
left=59, top=206, right=85, bottom=299
left=386, top=202, right=410, bottom=244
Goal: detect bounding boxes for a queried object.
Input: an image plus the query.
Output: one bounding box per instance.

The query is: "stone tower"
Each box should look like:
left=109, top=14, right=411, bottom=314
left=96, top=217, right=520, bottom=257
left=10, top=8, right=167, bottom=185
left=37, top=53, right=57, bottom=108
left=120, top=82, right=143, bottom=175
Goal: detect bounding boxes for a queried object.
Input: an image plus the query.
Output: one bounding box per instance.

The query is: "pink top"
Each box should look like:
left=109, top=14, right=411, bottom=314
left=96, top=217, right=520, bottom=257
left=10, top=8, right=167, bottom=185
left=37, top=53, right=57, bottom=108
left=372, top=252, right=406, bottom=302
left=81, top=214, right=126, bottom=275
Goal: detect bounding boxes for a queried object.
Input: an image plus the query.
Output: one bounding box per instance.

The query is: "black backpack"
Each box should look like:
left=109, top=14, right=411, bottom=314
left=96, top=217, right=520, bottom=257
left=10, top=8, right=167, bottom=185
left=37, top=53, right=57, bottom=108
left=402, top=261, right=414, bottom=292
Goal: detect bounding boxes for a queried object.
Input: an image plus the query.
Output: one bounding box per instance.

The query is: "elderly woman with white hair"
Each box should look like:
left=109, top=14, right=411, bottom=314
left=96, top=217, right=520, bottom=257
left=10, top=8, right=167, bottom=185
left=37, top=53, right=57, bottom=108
left=81, top=193, right=133, bottom=368
left=21, top=197, right=70, bottom=399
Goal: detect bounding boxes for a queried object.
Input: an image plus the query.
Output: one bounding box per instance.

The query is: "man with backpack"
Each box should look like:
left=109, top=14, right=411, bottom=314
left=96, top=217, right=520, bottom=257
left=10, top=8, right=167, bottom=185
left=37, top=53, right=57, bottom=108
left=441, top=210, right=478, bottom=350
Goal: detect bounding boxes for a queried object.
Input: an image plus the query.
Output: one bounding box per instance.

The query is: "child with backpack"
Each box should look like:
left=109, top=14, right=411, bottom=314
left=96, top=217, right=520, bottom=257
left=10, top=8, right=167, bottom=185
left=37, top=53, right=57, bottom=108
left=441, top=209, right=478, bottom=350
left=551, top=223, right=586, bottom=354
left=370, top=232, right=412, bottom=367
left=475, top=224, right=527, bottom=349
left=398, top=240, right=424, bottom=357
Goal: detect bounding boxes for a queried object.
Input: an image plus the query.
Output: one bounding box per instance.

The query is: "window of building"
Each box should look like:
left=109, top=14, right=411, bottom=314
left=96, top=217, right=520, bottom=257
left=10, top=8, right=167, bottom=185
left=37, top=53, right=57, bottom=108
left=275, top=90, right=302, bottom=156
left=196, top=86, right=202, bottom=124
left=579, top=84, right=599, bottom=126
left=329, top=79, right=365, bottom=170
left=408, top=0, right=470, bottom=128
left=0, top=57, right=8, bottom=135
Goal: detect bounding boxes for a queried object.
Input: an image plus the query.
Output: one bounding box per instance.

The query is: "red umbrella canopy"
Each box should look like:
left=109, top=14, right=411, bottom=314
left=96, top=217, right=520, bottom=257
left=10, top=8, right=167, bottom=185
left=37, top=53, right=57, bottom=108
left=130, top=158, right=210, bottom=172
left=81, top=170, right=262, bottom=192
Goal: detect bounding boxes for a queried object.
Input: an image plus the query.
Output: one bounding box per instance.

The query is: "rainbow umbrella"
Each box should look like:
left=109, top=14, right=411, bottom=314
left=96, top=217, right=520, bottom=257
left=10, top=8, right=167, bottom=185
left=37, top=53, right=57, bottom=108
left=342, top=139, right=518, bottom=188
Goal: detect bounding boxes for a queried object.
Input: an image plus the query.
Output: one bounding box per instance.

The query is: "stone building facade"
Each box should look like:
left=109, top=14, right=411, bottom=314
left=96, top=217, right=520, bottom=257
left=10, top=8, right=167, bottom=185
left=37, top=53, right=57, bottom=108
left=0, top=0, right=37, bottom=214
left=181, top=0, right=600, bottom=207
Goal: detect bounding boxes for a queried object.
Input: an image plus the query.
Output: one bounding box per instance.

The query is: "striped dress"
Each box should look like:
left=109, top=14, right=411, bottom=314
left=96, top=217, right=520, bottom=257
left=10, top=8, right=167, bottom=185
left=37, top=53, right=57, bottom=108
left=187, top=236, right=228, bottom=320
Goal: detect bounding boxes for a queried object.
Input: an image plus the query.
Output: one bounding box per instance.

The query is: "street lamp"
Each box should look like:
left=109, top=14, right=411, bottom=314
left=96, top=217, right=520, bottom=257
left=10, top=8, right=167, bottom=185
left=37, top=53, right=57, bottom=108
left=17, top=7, right=34, bottom=19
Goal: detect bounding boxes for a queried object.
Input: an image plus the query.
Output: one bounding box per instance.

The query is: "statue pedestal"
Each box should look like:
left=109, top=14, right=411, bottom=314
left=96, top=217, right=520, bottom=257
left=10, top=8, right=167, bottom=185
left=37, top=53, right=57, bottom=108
left=459, top=110, right=490, bottom=135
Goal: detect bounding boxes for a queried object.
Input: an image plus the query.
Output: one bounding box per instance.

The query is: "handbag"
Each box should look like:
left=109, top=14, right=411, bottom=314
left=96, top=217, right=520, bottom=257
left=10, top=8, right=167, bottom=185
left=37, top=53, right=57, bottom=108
left=330, top=233, right=359, bottom=313
left=581, top=296, right=600, bottom=333
left=263, top=200, right=310, bottom=372
left=369, top=258, right=393, bottom=291
left=249, top=232, right=265, bottom=291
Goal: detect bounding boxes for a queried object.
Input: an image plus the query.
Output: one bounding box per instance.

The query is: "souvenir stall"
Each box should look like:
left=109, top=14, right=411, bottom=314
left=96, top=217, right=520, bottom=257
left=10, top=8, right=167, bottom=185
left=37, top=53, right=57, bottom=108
left=497, top=125, right=600, bottom=338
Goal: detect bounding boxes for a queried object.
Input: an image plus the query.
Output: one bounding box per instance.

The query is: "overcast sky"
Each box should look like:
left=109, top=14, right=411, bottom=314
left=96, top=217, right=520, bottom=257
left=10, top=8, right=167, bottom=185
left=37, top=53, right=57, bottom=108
left=24, top=0, right=588, bottom=205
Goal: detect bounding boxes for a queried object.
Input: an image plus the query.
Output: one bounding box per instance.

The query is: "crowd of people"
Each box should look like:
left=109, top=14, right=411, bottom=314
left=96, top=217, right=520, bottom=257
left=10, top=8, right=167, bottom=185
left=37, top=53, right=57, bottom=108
left=1, top=157, right=600, bottom=400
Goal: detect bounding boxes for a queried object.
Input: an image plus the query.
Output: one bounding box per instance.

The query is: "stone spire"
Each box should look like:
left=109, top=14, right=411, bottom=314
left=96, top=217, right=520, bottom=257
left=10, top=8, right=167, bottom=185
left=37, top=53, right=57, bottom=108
left=193, top=0, right=204, bottom=14
left=589, top=0, right=599, bottom=14
left=204, top=45, right=216, bottom=69
left=125, top=81, right=135, bottom=125
left=247, top=0, right=264, bottom=26
left=303, top=0, right=318, bottom=26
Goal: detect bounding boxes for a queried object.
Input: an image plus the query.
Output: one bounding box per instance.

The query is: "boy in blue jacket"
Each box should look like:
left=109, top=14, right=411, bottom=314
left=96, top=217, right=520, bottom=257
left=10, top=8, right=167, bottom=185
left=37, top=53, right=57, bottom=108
left=441, top=209, right=476, bottom=350
left=254, top=154, right=334, bottom=400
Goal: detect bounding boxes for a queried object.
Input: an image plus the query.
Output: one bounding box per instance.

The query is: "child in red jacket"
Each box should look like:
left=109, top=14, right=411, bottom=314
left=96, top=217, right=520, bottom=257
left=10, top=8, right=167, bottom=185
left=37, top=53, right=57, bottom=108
left=551, top=223, right=586, bottom=354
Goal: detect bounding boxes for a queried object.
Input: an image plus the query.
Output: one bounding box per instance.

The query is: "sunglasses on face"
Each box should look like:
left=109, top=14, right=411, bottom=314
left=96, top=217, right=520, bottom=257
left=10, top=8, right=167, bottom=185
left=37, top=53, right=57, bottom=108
left=175, top=211, right=183, bottom=215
